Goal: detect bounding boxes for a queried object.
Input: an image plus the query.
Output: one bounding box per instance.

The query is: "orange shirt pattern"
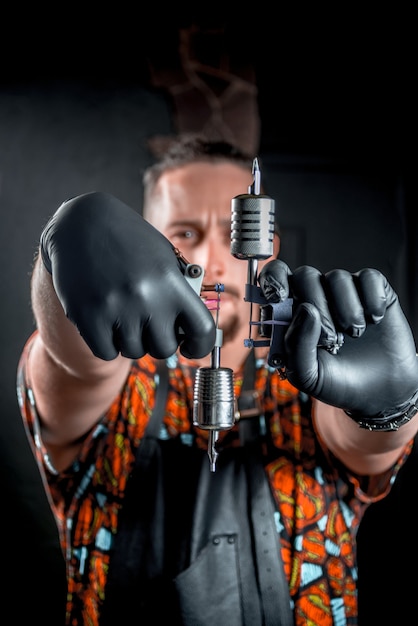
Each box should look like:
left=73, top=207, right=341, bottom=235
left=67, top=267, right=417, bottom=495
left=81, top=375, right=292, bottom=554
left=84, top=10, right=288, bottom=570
left=17, top=332, right=410, bottom=626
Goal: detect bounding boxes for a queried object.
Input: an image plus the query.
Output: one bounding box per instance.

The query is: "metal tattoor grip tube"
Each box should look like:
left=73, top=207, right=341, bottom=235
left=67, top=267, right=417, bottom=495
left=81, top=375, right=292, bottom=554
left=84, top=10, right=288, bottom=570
left=230, top=194, right=275, bottom=261
left=193, top=367, right=236, bottom=430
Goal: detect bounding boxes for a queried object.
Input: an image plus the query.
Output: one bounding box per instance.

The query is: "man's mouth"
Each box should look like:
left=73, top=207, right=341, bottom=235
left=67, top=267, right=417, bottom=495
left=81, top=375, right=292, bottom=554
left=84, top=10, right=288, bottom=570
left=201, top=283, right=224, bottom=311
left=202, top=296, right=220, bottom=311
left=201, top=290, right=222, bottom=312
left=200, top=283, right=241, bottom=313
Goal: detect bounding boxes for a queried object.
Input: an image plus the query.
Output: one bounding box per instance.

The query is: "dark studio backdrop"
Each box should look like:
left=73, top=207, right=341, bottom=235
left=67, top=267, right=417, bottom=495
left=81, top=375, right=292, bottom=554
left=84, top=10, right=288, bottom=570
left=0, top=11, right=416, bottom=623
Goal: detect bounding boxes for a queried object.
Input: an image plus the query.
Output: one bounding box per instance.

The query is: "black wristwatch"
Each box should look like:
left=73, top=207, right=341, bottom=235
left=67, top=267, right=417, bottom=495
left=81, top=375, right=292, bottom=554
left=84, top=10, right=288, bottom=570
left=345, top=391, right=418, bottom=432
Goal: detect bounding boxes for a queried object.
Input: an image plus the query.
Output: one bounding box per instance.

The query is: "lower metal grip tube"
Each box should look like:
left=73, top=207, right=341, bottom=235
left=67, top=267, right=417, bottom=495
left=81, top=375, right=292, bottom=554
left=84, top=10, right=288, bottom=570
left=193, top=366, right=235, bottom=471
left=193, top=367, right=235, bottom=430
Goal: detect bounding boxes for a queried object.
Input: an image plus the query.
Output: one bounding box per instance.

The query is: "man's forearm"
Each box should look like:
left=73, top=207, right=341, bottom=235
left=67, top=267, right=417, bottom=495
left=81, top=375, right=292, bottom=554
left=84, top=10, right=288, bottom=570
left=314, top=399, right=418, bottom=476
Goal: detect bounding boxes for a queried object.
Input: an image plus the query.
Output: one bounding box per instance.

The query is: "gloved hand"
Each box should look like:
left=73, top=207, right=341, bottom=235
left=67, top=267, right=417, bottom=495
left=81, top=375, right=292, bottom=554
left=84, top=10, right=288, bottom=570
left=259, top=259, right=418, bottom=428
left=40, top=191, right=216, bottom=360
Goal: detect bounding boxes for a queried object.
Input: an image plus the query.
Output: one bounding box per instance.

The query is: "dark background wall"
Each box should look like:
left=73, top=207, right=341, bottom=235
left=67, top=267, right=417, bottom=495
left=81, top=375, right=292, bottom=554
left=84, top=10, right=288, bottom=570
left=1, top=13, right=416, bottom=413
left=2, top=13, right=417, bottom=428
left=0, top=10, right=416, bottom=621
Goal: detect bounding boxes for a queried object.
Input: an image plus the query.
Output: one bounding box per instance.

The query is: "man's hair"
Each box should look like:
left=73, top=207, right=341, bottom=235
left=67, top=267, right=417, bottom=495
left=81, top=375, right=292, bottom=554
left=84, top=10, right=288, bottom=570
left=141, top=134, right=280, bottom=237
left=142, top=134, right=255, bottom=212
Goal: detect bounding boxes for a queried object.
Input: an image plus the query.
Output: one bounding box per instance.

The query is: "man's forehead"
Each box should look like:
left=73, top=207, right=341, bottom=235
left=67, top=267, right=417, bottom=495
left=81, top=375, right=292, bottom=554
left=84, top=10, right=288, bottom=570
left=158, top=161, right=253, bottom=191
left=168, top=214, right=232, bottom=228
left=149, top=162, right=254, bottom=226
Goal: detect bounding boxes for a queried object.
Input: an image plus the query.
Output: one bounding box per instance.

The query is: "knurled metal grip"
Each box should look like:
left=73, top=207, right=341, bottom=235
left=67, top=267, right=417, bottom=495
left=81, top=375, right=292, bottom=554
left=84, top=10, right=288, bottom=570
left=230, top=194, right=276, bottom=260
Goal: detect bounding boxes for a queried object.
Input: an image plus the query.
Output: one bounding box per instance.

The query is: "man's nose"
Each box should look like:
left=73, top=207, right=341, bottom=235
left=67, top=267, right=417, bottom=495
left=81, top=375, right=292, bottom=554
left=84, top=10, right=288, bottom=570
left=199, top=239, right=228, bottom=279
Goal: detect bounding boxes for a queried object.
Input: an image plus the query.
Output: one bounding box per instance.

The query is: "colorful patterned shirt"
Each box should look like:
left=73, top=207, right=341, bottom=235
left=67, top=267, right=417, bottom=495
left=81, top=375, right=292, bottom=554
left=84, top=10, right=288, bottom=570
left=17, top=331, right=411, bottom=626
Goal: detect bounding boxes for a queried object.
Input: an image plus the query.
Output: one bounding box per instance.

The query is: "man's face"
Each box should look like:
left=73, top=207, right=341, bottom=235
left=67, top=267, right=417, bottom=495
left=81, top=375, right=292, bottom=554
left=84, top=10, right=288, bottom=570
left=145, top=161, right=280, bottom=345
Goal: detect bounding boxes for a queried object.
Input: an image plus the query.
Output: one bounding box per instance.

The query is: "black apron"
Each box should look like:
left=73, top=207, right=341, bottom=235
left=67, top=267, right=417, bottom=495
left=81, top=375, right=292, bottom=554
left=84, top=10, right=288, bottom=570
left=102, top=355, right=294, bottom=626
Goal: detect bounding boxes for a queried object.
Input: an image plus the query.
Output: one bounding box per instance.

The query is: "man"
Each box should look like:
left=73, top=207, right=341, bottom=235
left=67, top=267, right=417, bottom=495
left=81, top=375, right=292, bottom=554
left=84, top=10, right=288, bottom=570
left=17, top=135, right=418, bottom=625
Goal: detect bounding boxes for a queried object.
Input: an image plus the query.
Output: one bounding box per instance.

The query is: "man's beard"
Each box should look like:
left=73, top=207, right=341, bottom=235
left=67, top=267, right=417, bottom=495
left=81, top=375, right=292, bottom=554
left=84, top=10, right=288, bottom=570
left=217, top=312, right=241, bottom=344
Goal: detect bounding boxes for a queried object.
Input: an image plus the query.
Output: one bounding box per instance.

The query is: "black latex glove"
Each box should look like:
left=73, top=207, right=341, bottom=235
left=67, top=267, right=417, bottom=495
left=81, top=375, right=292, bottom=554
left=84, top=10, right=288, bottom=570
left=40, top=191, right=216, bottom=360
left=259, top=259, right=418, bottom=420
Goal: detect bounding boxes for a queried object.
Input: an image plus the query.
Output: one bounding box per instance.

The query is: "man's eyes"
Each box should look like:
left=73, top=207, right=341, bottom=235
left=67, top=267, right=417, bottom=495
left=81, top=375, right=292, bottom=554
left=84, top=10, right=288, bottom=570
left=170, top=227, right=231, bottom=245
left=173, top=229, right=197, bottom=241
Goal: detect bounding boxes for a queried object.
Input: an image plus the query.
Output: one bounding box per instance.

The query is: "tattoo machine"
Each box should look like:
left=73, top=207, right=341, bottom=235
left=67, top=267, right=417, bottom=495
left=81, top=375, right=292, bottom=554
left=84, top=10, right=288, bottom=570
left=231, top=158, right=292, bottom=371
left=176, top=250, right=235, bottom=472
